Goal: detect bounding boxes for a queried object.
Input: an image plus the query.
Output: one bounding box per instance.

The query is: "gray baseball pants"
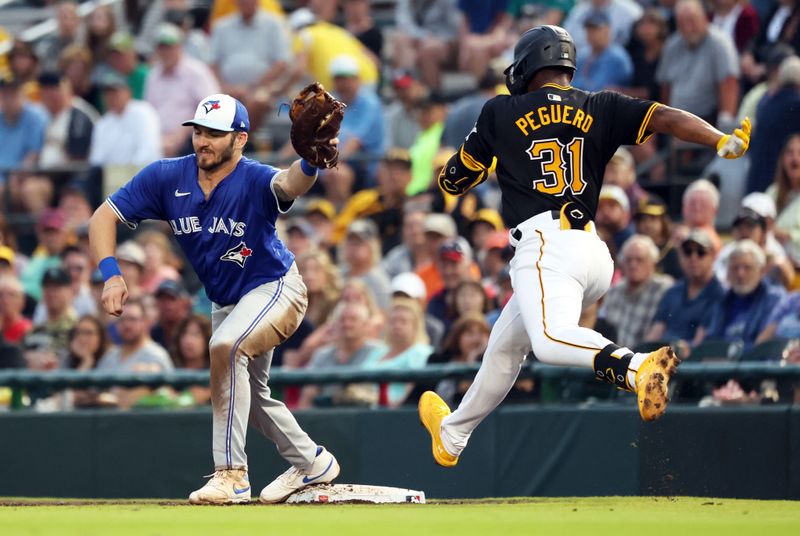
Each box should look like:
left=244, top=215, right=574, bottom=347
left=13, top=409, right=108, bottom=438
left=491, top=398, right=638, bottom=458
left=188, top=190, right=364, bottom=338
left=209, top=263, right=317, bottom=471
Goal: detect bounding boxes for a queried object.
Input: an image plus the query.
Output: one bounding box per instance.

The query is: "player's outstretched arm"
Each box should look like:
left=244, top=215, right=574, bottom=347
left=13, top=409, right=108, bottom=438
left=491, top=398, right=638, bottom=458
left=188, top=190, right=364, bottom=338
left=89, top=202, right=128, bottom=317
left=273, top=138, right=340, bottom=202
left=647, top=105, right=751, bottom=159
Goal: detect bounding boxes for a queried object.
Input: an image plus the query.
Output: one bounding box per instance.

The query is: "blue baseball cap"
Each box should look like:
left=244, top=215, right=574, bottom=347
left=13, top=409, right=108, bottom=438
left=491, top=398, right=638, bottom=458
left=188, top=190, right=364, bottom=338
left=584, top=9, right=611, bottom=27
left=182, top=93, right=250, bottom=132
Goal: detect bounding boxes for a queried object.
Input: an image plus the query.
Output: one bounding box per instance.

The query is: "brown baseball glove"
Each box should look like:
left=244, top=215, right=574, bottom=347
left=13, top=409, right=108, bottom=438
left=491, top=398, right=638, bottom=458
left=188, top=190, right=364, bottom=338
left=289, top=82, right=345, bottom=169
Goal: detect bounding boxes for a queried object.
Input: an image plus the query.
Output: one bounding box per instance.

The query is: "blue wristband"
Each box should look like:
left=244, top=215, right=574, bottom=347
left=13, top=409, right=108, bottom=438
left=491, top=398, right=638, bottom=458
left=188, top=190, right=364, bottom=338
left=99, top=256, right=122, bottom=282
left=300, top=159, right=318, bottom=176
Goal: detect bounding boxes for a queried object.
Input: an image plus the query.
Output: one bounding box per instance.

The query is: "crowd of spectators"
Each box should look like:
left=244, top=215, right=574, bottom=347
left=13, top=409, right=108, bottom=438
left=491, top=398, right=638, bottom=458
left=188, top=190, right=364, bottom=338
left=1, top=0, right=800, bottom=411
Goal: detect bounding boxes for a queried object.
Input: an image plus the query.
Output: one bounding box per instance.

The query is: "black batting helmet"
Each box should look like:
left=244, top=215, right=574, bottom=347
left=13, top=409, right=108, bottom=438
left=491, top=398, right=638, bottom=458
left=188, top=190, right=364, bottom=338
left=504, top=25, right=577, bottom=96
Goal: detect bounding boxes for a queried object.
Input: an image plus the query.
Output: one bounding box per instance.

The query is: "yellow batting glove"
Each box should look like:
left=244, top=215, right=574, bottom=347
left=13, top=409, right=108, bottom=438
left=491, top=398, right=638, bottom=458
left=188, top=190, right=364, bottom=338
left=716, top=116, right=751, bottom=159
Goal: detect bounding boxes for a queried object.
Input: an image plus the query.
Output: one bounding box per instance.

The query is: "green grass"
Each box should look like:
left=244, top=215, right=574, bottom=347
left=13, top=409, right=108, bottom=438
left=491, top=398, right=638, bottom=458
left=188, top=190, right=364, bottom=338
left=1, top=497, right=799, bottom=536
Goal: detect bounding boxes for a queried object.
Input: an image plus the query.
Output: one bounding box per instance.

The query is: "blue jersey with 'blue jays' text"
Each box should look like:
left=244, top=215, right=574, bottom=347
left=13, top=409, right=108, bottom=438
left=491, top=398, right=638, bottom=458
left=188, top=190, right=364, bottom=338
left=107, top=155, right=294, bottom=306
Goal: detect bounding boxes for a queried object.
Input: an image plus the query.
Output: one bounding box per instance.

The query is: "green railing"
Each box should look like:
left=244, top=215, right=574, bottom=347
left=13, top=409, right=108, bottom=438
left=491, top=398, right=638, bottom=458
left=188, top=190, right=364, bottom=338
left=1, top=362, right=799, bottom=389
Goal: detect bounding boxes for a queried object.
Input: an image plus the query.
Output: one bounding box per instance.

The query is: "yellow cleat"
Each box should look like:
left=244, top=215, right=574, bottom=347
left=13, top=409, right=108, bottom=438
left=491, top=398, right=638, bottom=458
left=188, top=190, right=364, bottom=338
left=635, top=347, right=681, bottom=422
left=418, top=391, right=459, bottom=467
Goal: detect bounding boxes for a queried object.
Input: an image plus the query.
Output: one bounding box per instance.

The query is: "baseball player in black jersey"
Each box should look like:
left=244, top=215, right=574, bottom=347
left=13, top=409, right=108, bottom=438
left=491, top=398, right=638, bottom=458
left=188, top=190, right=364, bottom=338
left=419, top=25, right=751, bottom=467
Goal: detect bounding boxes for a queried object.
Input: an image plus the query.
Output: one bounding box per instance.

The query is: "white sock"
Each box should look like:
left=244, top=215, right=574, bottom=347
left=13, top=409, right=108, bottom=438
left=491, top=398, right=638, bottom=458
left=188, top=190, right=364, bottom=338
left=627, top=352, right=648, bottom=391
left=439, top=415, right=460, bottom=457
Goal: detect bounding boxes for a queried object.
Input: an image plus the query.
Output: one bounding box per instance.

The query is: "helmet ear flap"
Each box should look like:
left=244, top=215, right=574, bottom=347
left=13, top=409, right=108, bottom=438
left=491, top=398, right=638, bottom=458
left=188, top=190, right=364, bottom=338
left=505, top=59, right=527, bottom=96
left=504, top=64, right=516, bottom=95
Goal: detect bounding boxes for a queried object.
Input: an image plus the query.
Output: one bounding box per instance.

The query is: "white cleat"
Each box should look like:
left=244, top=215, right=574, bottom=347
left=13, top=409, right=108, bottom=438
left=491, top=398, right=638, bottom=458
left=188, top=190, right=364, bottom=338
left=259, top=446, right=340, bottom=504
left=188, top=468, right=251, bottom=505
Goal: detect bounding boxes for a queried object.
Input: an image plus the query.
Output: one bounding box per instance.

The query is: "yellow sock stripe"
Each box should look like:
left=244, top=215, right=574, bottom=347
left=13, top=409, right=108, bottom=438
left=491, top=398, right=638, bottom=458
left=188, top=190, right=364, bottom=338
left=636, top=102, right=660, bottom=145
left=535, top=229, right=603, bottom=352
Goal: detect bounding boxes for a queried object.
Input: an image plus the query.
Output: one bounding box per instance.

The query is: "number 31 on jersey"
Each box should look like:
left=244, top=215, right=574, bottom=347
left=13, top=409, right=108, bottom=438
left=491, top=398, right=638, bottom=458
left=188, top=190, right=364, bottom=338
left=527, top=137, right=586, bottom=196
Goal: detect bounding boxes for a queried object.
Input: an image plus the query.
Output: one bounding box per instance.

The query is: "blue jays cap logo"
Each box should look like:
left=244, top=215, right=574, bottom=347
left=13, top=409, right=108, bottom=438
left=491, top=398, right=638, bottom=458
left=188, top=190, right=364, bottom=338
left=182, top=94, right=250, bottom=132
left=202, top=100, right=221, bottom=113
left=220, top=241, right=253, bottom=268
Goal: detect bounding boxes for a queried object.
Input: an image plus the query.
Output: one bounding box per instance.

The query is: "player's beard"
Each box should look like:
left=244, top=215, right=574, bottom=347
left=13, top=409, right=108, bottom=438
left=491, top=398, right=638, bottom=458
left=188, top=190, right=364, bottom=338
left=196, top=135, right=237, bottom=171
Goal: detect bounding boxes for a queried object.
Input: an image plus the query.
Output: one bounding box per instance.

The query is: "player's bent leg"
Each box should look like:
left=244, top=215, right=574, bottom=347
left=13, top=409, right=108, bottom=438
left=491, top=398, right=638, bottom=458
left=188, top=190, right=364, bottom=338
left=513, top=250, right=613, bottom=369
left=189, top=468, right=251, bottom=505
left=206, top=268, right=305, bottom=473
left=248, top=353, right=317, bottom=469
left=436, top=294, right=531, bottom=461
left=231, top=266, right=342, bottom=503
left=511, top=227, right=680, bottom=419
left=536, top=231, right=680, bottom=420
left=259, top=446, right=340, bottom=504
left=512, top=229, right=681, bottom=421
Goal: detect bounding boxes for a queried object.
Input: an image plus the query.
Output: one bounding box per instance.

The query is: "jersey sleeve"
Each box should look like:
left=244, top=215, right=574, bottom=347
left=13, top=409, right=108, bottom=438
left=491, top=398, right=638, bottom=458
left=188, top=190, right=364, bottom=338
left=106, top=161, right=166, bottom=229
left=460, top=98, right=498, bottom=170
left=596, top=91, right=660, bottom=148
left=437, top=101, right=499, bottom=197
left=261, top=164, right=292, bottom=217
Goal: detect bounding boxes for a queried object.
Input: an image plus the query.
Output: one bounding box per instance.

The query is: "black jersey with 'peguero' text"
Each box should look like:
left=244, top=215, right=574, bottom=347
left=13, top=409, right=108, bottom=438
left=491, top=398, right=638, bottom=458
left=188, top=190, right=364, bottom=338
left=461, top=83, right=659, bottom=228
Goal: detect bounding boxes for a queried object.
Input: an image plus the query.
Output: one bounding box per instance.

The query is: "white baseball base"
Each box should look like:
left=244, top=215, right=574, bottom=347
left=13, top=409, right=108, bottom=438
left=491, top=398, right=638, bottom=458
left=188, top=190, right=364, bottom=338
left=285, top=484, right=426, bottom=504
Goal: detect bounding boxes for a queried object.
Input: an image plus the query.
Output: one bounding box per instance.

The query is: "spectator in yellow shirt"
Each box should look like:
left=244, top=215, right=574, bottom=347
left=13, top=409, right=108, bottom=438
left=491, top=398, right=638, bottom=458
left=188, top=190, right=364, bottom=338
left=287, top=8, right=378, bottom=90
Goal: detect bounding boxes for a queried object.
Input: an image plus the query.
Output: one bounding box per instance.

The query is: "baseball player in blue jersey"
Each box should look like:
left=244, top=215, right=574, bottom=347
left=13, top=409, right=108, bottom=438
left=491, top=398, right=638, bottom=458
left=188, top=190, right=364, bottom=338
left=89, top=94, right=340, bottom=504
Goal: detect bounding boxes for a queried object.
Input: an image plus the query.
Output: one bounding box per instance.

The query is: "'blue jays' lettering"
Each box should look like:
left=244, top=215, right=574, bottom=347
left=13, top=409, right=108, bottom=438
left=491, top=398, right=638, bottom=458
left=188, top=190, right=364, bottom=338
left=168, top=216, right=246, bottom=236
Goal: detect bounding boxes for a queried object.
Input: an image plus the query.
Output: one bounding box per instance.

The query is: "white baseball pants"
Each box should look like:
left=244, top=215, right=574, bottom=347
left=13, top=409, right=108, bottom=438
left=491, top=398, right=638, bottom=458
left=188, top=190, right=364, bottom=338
left=441, top=210, right=625, bottom=455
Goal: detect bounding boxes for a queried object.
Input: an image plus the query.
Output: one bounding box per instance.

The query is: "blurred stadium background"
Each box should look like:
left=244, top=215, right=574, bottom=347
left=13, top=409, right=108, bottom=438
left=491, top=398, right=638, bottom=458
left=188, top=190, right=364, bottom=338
left=0, top=0, right=800, bottom=506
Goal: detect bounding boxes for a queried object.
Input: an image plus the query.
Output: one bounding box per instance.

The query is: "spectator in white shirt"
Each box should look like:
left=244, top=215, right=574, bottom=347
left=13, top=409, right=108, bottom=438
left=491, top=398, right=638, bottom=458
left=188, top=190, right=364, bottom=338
left=145, top=23, right=220, bottom=157
left=38, top=71, right=98, bottom=168
left=89, top=71, right=162, bottom=166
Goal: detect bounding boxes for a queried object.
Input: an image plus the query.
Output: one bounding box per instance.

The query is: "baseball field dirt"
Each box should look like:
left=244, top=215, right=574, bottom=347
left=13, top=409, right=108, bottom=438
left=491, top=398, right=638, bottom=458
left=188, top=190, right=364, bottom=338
left=1, top=496, right=799, bottom=536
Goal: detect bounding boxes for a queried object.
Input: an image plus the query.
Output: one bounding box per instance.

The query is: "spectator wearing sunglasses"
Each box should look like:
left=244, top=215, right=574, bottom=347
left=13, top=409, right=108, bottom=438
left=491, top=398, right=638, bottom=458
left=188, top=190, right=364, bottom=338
left=645, top=229, right=725, bottom=346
